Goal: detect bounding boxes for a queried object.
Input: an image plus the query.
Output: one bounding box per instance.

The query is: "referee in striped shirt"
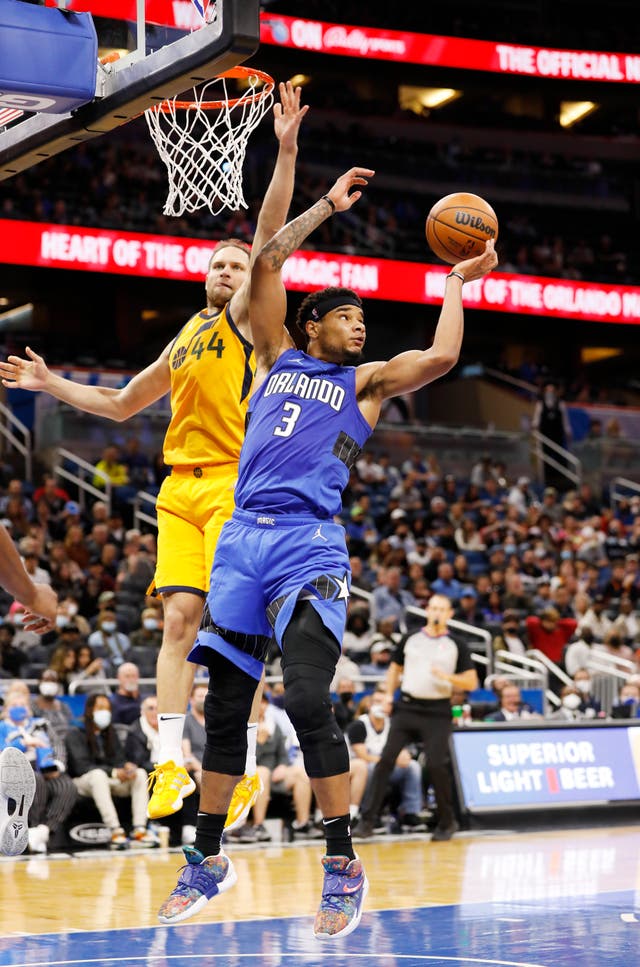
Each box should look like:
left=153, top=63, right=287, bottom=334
left=357, top=594, right=477, bottom=841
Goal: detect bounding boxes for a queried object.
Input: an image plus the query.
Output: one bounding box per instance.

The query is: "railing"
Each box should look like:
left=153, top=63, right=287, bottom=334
left=53, top=446, right=112, bottom=515
left=492, top=650, right=553, bottom=714
left=586, top=651, right=637, bottom=714
left=133, top=490, right=158, bottom=530
left=609, top=476, right=640, bottom=509
left=0, top=399, right=32, bottom=482
left=531, top=429, right=582, bottom=488
left=482, top=366, right=539, bottom=400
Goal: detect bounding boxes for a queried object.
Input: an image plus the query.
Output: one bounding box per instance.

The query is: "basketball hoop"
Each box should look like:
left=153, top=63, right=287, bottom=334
left=145, top=66, right=275, bottom=217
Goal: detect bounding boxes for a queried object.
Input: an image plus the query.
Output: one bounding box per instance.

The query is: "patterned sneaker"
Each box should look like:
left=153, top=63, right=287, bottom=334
left=110, top=827, right=129, bottom=850
left=224, top=773, right=263, bottom=832
left=0, top=748, right=36, bottom=856
left=147, top=761, right=196, bottom=820
left=130, top=826, right=160, bottom=848
left=157, top=846, right=238, bottom=924
left=314, top=855, right=369, bottom=940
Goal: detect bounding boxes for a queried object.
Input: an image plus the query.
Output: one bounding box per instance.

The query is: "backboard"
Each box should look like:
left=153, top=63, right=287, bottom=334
left=0, top=0, right=260, bottom=181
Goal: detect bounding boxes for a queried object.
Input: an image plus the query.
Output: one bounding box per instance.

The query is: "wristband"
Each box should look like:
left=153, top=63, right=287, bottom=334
left=446, top=270, right=465, bottom=283
left=321, top=194, right=336, bottom=213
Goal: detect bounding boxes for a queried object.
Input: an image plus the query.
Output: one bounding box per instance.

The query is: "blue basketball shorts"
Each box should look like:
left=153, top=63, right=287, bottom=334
left=188, top=507, right=351, bottom=679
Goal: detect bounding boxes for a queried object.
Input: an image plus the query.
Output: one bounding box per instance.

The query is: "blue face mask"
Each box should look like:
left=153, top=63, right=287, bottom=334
left=504, top=544, right=517, bottom=555
left=561, top=550, right=573, bottom=560
left=8, top=705, right=28, bottom=723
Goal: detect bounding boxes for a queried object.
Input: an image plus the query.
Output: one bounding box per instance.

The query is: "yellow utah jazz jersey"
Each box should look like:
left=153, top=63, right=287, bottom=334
left=163, top=303, right=254, bottom=468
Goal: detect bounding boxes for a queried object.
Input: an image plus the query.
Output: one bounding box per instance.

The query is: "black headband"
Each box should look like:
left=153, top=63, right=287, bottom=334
left=306, top=294, right=362, bottom=324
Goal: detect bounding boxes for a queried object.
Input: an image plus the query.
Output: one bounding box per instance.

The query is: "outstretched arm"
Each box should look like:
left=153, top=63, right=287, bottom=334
left=249, top=166, right=374, bottom=373
left=0, top=525, right=57, bottom=629
left=230, top=82, right=308, bottom=330
left=356, top=240, right=498, bottom=421
left=0, top=344, right=172, bottom=421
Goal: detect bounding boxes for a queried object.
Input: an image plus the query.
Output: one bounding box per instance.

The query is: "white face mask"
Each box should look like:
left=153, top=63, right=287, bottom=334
left=12, top=613, right=24, bottom=625
left=39, top=682, right=59, bottom=698
left=562, top=693, right=582, bottom=710
left=142, top=618, right=158, bottom=631
left=101, top=621, right=117, bottom=634
left=67, top=603, right=78, bottom=616
left=370, top=704, right=386, bottom=718
left=56, top=614, right=69, bottom=628
left=575, top=680, right=591, bottom=694
left=93, top=710, right=112, bottom=730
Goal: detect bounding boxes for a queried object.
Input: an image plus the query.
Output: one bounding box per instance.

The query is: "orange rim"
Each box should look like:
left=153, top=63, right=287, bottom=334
left=151, top=67, right=274, bottom=113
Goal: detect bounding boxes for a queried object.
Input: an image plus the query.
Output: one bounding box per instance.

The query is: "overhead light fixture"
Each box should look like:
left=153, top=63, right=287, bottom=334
left=0, top=302, right=33, bottom=331
left=581, top=347, right=622, bottom=364
left=559, top=101, right=598, bottom=128
left=289, top=74, right=311, bottom=87
left=0, top=297, right=9, bottom=306
left=399, top=85, right=462, bottom=115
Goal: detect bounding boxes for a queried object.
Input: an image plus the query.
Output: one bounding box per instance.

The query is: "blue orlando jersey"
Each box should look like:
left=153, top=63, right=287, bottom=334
left=234, top=348, right=373, bottom=518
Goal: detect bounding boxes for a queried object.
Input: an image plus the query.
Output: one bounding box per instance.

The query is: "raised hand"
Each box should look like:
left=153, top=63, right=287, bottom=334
left=325, top=167, right=375, bottom=213
left=451, top=238, right=498, bottom=283
left=22, top=583, right=58, bottom=634
left=273, top=81, right=309, bottom=151
left=0, top=346, right=51, bottom=392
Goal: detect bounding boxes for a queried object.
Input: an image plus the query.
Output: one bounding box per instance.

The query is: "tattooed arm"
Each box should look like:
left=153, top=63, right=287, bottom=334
left=248, top=167, right=374, bottom=382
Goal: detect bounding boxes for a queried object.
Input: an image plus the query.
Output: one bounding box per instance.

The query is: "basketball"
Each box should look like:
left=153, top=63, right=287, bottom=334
left=426, top=192, right=498, bottom=265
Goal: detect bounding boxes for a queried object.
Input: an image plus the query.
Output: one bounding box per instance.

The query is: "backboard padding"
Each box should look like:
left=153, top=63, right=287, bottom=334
left=0, top=0, right=259, bottom=181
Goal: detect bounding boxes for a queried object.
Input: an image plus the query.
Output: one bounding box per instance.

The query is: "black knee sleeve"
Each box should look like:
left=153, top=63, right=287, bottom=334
left=202, top=651, right=256, bottom=776
left=281, top=602, right=349, bottom=779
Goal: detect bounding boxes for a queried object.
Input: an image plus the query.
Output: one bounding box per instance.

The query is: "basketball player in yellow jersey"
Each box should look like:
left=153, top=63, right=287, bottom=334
left=0, top=82, right=309, bottom=827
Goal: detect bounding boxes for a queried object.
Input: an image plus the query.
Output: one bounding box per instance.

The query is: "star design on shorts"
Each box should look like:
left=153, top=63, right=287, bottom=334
left=334, top=574, right=350, bottom=601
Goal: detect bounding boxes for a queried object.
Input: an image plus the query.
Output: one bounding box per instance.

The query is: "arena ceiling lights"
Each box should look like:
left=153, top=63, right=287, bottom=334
left=559, top=100, right=598, bottom=127
left=398, top=86, right=462, bottom=115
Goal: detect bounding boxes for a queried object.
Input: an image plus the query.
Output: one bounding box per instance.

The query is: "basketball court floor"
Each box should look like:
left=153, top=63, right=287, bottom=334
left=1, top=823, right=639, bottom=966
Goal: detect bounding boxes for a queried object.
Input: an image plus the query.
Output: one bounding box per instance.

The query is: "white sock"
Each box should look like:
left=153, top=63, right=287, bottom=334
left=245, top=723, right=257, bottom=775
left=157, top=713, right=186, bottom=766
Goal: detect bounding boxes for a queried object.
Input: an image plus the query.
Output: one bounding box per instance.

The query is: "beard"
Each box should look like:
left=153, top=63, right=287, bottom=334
left=341, top=348, right=364, bottom=365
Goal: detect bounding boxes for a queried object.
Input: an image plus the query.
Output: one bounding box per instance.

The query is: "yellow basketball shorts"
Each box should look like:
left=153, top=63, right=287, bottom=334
left=152, top=464, right=237, bottom=596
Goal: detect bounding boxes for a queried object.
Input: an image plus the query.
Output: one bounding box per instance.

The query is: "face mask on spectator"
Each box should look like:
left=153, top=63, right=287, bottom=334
left=370, top=704, right=386, bottom=718
left=8, top=705, right=28, bottom=723
left=39, top=682, right=59, bottom=698
left=101, top=621, right=117, bottom=633
left=562, top=693, right=581, bottom=710
left=67, top=604, right=79, bottom=616
left=340, top=692, right=353, bottom=704
left=12, top=613, right=24, bottom=626
left=93, top=710, right=112, bottom=730
left=193, top=700, right=205, bottom=713
left=560, top=550, right=573, bottom=560
left=575, top=680, right=591, bottom=694
left=143, top=618, right=158, bottom=631
left=122, top=681, right=138, bottom=694
left=504, top=544, right=517, bottom=555
left=56, top=615, right=69, bottom=628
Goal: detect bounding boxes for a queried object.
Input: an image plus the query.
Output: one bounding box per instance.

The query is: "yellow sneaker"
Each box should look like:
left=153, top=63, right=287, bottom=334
left=224, top=774, right=263, bottom=831
left=147, top=760, right=196, bottom=820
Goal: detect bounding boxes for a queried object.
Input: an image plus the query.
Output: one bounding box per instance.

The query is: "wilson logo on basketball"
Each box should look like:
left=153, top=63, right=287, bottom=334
left=454, top=212, right=497, bottom=237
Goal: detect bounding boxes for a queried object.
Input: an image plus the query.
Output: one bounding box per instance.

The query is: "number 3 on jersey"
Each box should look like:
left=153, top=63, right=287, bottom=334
left=274, top=401, right=301, bottom=438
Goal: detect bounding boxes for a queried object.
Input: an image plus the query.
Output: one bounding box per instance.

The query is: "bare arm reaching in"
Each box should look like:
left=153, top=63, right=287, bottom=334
left=0, top=525, right=57, bottom=630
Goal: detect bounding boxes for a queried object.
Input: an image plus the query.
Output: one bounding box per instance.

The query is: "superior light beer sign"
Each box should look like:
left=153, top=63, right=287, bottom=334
left=452, top=725, right=640, bottom=811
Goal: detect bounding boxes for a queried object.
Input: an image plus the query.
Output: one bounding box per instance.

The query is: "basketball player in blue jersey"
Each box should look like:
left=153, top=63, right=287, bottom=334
left=158, top=169, right=498, bottom=937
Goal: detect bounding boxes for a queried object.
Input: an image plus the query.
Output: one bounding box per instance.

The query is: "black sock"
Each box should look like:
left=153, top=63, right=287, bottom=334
left=194, top=812, right=226, bottom=858
left=322, top=814, right=355, bottom=860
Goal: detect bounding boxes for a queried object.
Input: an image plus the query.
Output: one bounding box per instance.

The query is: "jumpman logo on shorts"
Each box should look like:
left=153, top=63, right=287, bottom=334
left=312, top=525, right=328, bottom=542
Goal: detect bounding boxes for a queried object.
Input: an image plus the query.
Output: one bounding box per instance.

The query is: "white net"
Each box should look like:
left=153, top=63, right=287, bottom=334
left=145, top=70, right=274, bottom=217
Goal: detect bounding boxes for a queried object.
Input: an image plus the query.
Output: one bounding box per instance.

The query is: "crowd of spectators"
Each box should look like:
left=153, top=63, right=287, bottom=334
left=3, top=433, right=640, bottom=849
